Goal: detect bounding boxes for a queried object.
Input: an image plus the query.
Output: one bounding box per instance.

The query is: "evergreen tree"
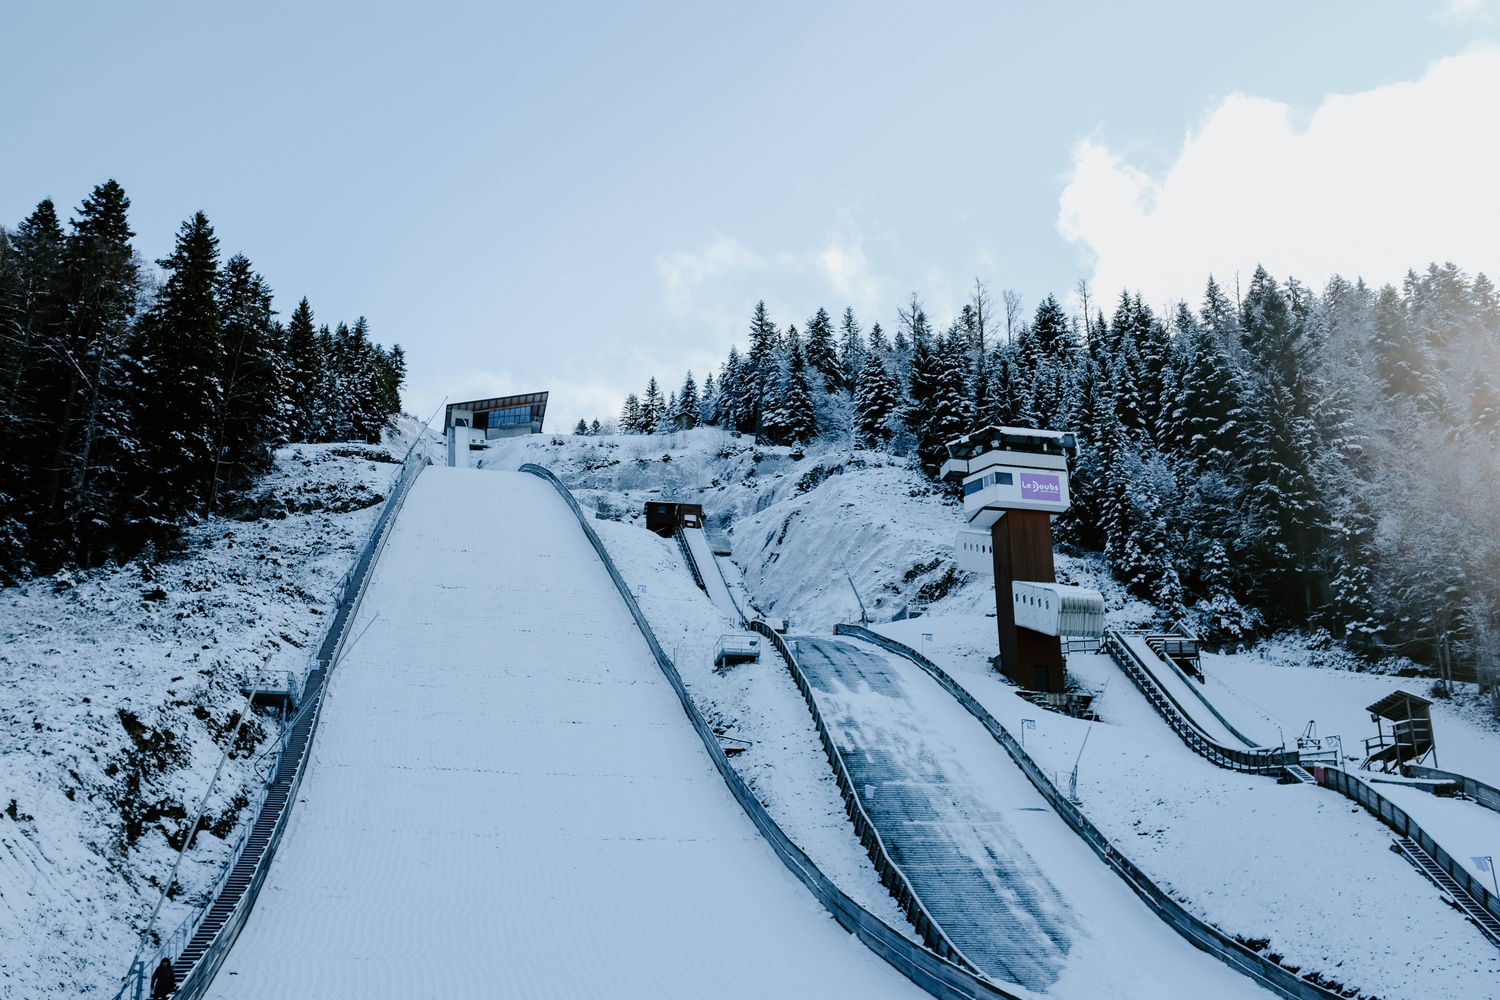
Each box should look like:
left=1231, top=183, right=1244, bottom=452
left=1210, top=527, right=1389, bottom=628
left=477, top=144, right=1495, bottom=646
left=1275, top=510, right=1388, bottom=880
left=128, top=210, right=224, bottom=528
left=804, top=307, right=840, bottom=390
left=676, top=371, right=699, bottom=430
left=282, top=298, right=323, bottom=442
left=838, top=307, right=864, bottom=389
left=1031, top=294, right=1074, bottom=360
left=641, top=377, right=665, bottom=434
left=1166, top=324, right=1241, bottom=469
left=917, top=343, right=970, bottom=476
left=699, top=371, right=716, bottom=426
left=620, top=392, right=642, bottom=433
left=767, top=342, right=815, bottom=444
left=574, top=418, right=589, bottom=435
left=854, top=352, right=899, bottom=448
left=590, top=418, right=602, bottom=435
left=744, top=300, right=778, bottom=437
left=209, top=254, right=282, bottom=510
left=45, top=181, right=138, bottom=560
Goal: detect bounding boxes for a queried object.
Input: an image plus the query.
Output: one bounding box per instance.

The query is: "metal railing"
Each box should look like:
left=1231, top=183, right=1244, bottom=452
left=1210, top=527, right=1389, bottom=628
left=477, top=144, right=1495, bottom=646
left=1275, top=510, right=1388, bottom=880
left=522, top=464, right=1018, bottom=1000
left=834, top=624, right=1343, bottom=1000
left=1407, top=764, right=1500, bottom=814
left=673, top=526, right=707, bottom=591
left=1318, top=765, right=1500, bottom=943
left=113, top=442, right=433, bottom=1000
left=746, top=620, right=980, bottom=975
left=1105, top=630, right=1300, bottom=775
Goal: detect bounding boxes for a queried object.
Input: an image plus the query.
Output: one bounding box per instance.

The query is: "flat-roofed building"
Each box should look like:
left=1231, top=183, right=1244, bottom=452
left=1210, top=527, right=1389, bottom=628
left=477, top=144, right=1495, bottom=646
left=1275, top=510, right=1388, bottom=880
left=445, top=392, right=549, bottom=439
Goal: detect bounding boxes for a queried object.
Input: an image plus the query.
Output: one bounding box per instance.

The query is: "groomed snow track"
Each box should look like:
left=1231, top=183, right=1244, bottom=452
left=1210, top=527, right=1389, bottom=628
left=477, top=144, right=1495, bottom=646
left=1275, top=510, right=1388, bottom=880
left=177, top=464, right=1031, bottom=1000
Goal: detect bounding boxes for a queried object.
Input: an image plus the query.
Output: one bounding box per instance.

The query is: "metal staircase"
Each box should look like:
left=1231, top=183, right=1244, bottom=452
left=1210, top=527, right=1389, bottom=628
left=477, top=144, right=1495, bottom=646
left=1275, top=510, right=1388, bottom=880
left=169, top=673, right=321, bottom=982
left=1394, top=836, right=1500, bottom=945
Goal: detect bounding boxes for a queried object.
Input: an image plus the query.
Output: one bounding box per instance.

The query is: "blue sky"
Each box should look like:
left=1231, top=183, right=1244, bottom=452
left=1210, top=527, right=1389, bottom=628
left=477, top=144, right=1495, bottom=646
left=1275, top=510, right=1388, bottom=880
left=4, top=2, right=1496, bottom=431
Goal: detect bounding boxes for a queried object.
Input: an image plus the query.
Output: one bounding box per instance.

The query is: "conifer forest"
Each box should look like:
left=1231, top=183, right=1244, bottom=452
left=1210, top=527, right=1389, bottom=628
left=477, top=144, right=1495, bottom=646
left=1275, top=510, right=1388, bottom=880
left=606, top=271, right=1500, bottom=686
left=0, top=181, right=405, bottom=579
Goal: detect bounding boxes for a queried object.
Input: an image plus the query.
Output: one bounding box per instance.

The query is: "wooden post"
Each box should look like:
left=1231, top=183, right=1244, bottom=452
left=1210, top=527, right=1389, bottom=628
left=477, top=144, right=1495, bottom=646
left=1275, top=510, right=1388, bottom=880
left=990, top=510, right=1065, bottom=693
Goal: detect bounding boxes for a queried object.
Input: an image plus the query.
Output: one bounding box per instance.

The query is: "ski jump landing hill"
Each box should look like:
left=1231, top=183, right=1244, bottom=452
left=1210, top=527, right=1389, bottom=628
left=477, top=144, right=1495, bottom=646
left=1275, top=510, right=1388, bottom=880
left=193, top=465, right=936, bottom=1000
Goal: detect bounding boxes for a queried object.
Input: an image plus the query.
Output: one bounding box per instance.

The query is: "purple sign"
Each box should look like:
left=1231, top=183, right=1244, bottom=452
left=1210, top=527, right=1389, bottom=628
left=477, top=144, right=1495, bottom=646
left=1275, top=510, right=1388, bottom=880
left=1019, top=473, right=1062, bottom=503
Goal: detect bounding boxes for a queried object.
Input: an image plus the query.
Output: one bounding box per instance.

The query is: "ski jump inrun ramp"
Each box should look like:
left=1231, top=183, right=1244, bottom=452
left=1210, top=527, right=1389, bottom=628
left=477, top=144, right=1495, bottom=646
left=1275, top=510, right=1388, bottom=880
left=206, top=468, right=919, bottom=999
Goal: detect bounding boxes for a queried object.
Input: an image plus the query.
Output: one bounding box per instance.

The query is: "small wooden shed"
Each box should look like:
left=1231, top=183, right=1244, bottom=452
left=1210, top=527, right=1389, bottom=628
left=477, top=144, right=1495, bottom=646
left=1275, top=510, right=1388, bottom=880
left=644, top=501, right=704, bottom=537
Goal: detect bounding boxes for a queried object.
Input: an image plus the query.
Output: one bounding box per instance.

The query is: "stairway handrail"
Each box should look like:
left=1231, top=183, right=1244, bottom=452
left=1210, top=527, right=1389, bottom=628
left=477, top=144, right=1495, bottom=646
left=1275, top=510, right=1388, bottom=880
left=522, top=463, right=1017, bottom=1000
left=834, top=624, right=1343, bottom=1000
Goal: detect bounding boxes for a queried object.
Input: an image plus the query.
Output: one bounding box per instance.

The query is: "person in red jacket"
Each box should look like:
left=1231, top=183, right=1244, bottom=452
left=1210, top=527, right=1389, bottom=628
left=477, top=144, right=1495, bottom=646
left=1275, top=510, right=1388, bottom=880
left=150, top=957, right=176, bottom=999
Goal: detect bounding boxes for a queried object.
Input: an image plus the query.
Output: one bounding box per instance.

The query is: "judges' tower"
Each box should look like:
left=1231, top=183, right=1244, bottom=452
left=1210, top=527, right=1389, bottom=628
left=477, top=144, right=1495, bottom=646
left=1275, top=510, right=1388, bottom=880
left=943, top=427, right=1104, bottom=693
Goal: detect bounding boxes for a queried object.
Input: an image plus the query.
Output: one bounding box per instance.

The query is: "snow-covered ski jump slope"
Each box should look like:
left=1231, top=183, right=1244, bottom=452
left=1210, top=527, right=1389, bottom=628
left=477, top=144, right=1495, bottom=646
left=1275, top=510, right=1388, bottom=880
left=205, top=467, right=922, bottom=999
left=788, top=636, right=1271, bottom=1000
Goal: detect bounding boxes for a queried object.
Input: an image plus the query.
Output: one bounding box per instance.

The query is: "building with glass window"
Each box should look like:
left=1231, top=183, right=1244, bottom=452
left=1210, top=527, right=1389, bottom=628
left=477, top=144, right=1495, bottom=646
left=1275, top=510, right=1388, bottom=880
left=445, top=392, right=549, bottom=440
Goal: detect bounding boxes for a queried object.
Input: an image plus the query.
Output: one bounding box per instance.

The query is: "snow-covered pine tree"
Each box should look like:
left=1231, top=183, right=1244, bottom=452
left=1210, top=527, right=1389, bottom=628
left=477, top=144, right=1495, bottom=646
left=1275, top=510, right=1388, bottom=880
left=838, top=307, right=864, bottom=390
left=699, top=371, right=716, bottom=426
left=854, top=351, right=899, bottom=448
left=917, top=343, right=970, bottom=476
left=128, top=210, right=223, bottom=521
left=804, top=307, right=840, bottom=391
left=677, top=371, right=699, bottom=430
left=620, top=392, right=642, bottom=433
left=775, top=341, right=816, bottom=444
left=574, top=418, right=589, bottom=435
left=1167, top=321, right=1241, bottom=470
left=745, top=300, right=778, bottom=437
left=666, top=390, right=678, bottom=430
left=282, top=298, right=322, bottom=443
left=641, top=377, right=665, bottom=434
left=1031, top=294, right=1074, bottom=362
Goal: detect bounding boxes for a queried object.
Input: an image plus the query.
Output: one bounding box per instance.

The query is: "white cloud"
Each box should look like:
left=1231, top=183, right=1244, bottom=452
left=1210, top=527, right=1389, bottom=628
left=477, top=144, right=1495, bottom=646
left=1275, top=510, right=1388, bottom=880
left=1058, top=48, right=1500, bottom=309
left=655, top=225, right=888, bottom=344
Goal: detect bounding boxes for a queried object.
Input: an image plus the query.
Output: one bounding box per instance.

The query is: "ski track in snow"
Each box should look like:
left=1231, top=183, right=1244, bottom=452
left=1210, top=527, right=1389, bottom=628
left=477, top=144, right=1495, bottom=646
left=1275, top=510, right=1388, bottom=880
left=206, top=467, right=923, bottom=999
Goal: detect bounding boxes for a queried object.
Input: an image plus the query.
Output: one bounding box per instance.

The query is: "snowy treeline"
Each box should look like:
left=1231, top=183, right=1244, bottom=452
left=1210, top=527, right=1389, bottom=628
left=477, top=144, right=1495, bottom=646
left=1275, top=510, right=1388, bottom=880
left=606, top=268, right=1500, bottom=685
left=0, top=181, right=405, bottom=579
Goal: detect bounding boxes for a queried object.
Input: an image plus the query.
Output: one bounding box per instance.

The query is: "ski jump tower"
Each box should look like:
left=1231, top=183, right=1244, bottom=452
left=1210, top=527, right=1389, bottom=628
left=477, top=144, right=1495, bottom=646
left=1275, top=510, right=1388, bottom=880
left=942, top=427, right=1104, bottom=693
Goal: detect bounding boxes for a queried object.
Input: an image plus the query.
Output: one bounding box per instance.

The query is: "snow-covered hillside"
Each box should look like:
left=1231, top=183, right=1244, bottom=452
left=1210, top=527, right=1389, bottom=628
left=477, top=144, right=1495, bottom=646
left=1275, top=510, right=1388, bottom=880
left=1, top=435, right=421, bottom=999
left=483, top=428, right=1157, bottom=634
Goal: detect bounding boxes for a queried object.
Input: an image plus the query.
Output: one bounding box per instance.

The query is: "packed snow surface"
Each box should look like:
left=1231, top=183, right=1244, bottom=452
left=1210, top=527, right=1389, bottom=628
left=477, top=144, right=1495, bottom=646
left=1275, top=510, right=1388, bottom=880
left=791, top=635, right=1271, bottom=999
left=887, top=615, right=1500, bottom=1000
left=206, top=467, right=924, bottom=999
